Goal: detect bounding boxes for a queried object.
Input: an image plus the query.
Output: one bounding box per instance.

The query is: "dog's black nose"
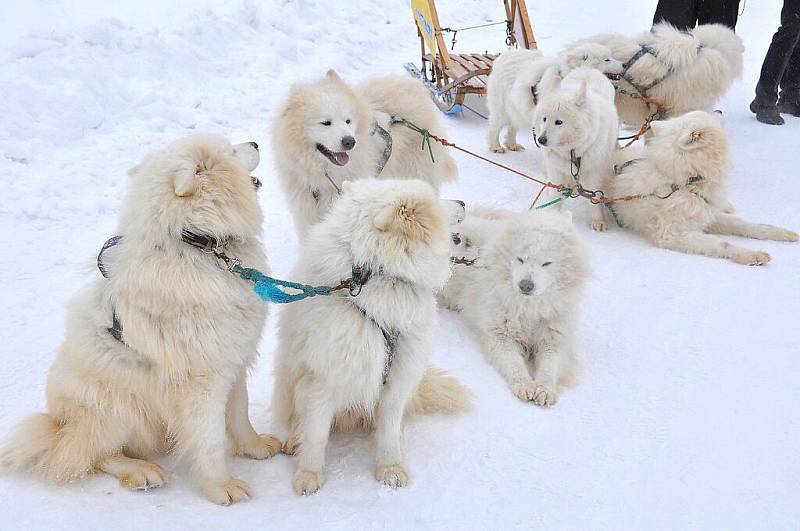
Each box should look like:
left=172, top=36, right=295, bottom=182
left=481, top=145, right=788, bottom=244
left=537, top=135, right=548, bottom=146
left=341, top=136, right=356, bottom=150
left=518, top=279, right=535, bottom=295
left=249, top=141, right=259, bottom=150
left=452, top=233, right=462, bottom=245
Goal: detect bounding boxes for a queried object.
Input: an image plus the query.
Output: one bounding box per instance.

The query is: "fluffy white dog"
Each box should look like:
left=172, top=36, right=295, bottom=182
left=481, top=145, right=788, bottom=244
left=486, top=43, right=623, bottom=153
left=533, top=67, right=619, bottom=231
left=271, top=178, right=470, bottom=495
left=606, top=111, right=798, bottom=264
left=440, top=207, right=590, bottom=406
left=572, top=23, right=744, bottom=128
left=272, top=70, right=458, bottom=238
left=0, top=135, right=281, bottom=504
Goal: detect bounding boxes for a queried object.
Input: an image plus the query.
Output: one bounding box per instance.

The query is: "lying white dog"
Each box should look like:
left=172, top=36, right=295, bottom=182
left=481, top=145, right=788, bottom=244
left=272, top=70, right=458, bottom=238
left=441, top=207, right=590, bottom=406
left=485, top=43, right=623, bottom=154
left=606, top=111, right=798, bottom=264
left=0, top=135, right=281, bottom=505
left=271, top=178, right=470, bottom=495
left=533, top=67, right=619, bottom=231
left=572, top=23, right=744, bottom=128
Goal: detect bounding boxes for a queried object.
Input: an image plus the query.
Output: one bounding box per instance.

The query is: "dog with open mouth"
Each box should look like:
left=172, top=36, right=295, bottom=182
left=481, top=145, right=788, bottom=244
left=272, top=69, right=458, bottom=239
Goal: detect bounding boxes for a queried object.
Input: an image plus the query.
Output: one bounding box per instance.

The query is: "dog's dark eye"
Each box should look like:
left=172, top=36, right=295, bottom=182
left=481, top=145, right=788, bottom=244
left=604, top=58, right=610, bottom=62
left=517, top=257, right=524, bottom=264
left=555, top=119, right=563, bottom=125
left=542, top=117, right=547, bottom=123
left=345, top=119, right=351, bottom=124
left=321, top=120, right=332, bottom=126
left=542, top=261, right=552, bottom=267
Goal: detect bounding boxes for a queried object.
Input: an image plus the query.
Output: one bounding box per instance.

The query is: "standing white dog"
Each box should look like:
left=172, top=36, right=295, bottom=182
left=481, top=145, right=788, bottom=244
left=606, top=111, right=798, bottom=264
left=533, top=67, right=619, bottom=231
left=272, top=70, right=458, bottom=238
left=572, top=23, right=744, bottom=128
left=485, top=43, right=623, bottom=153
left=0, top=134, right=281, bottom=505
left=271, top=178, right=470, bottom=496
left=440, top=207, right=590, bottom=406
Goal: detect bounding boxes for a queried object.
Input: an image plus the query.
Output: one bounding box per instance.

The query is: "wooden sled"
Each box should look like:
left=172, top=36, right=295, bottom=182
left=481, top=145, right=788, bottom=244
left=408, top=0, right=538, bottom=114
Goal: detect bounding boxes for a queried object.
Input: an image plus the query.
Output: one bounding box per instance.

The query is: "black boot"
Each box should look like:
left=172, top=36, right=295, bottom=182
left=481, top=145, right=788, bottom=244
left=777, top=100, right=800, bottom=116
left=750, top=100, right=785, bottom=125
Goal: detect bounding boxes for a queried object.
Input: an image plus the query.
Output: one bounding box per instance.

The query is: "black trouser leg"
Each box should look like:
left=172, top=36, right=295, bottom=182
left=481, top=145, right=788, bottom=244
left=652, top=0, right=700, bottom=30
left=778, top=0, right=800, bottom=103
left=696, top=0, right=740, bottom=29
left=756, top=0, right=800, bottom=106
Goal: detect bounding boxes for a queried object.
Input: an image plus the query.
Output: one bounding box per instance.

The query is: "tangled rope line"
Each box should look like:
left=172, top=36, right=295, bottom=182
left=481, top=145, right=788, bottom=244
left=615, top=89, right=669, bottom=148
left=397, top=119, right=643, bottom=209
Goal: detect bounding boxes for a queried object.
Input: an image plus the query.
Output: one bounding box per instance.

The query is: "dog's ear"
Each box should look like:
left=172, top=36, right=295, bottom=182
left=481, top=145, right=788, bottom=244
left=173, top=166, right=200, bottom=197
left=677, top=127, right=706, bottom=150
left=326, top=69, right=342, bottom=82
left=573, top=79, right=588, bottom=107
left=373, top=198, right=436, bottom=241
left=373, top=204, right=396, bottom=232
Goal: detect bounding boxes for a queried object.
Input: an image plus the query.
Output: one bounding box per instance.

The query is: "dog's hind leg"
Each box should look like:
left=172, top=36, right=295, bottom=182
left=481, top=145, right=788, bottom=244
left=707, top=214, right=799, bottom=242
left=226, top=368, right=281, bottom=460
left=482, top=333, right=540, bottom=403
left=503, top=126, right=525, bottom=151
left=97, top=453, right=167, bottom=491
left=292, top=374, right=335, bottom=496
left=374, top=339, right=426, bottom=488
left=487, top=117, right=506, bottom=153
left=655, top=230, right=771, bottom=265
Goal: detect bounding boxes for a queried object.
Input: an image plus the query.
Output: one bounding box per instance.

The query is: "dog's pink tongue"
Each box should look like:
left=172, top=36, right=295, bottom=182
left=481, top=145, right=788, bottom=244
left=333, top=152, right=349, bottom=166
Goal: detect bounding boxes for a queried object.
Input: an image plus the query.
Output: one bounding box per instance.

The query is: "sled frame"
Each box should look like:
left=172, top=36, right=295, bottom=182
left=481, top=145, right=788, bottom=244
left=412, top=0, right=538, bottom=113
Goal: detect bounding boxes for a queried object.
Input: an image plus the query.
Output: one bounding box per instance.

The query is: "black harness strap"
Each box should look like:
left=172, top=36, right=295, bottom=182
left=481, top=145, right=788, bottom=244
left=353, top=302, right=400, bottom=385
left=96, top=235, right=125, bottom=342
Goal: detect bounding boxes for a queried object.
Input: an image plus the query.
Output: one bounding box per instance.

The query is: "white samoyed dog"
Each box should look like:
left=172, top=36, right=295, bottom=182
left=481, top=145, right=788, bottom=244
left=440, top=207, right=590, bottom=406
left=272, top=70, right=458, bottom=238
left=605, top=111, right=798, bottom=265
left=0, top=135, right=282, bottom=504
left=271, top=178, right=470, bottom=495
left=485, top=43, right=623, bottom=153
left=571, top=23, right=744, bottom=128
left=533, top=67, right=619, bottom=231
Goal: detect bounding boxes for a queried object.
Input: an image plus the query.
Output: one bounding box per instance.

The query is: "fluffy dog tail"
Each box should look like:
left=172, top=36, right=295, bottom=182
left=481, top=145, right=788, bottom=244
left=0, top=413, right=94, bottom=482
left=406, top=367, right=471, bottom=416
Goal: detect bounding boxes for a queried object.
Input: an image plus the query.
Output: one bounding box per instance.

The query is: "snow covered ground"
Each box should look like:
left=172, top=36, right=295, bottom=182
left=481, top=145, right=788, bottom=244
left=1, top=0, right=798, bottom=528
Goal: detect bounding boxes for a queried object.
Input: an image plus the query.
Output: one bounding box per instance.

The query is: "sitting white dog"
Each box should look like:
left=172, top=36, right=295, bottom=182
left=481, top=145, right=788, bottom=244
left=0, top=135, right=281, bottom=504
left=533, top=67, right=619, bottom=231
left=486, top=43, right=623, bottom=154
left=271, top=178, right=470, bottom=495
left=606, top=111, right=798, bottom=264
left=440, top=207, right=590, bottom=406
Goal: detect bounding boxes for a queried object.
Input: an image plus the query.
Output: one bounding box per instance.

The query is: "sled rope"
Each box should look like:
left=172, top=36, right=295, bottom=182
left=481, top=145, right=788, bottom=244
left=615, top=88, right=668, bottom=147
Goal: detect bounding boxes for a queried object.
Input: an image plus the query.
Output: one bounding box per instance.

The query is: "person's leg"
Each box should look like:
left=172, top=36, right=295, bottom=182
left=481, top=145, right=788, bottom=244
left=653, top=0, right=699, bottom=30
left=697, top=0, right=740, bottom=29
left=752, top=3, right=800, bottom=124
left=777, top=0, right=800, bottom=115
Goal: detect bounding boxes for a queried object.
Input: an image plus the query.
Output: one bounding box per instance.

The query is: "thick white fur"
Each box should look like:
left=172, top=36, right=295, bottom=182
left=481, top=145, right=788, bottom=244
left=573, top=23, right=744, bottom=127
left=272, top=70, right=458, bottom=239
left=606, top=111, right=798, bottom=264
left=533, top=68, right=619, bottom=231
left=0, top=135, right=281, bottom=505
left=271, top=179, right=470, bottom=495
left=440, top=207, right=590, bottom=405
left=486, top=44, right=623, bottom=153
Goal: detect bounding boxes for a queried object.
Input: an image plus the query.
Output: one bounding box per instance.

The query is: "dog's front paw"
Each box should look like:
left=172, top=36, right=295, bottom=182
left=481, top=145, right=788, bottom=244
left=773, top=228, right=799, bottom=242
left=202, top=478, right=252, bottom=505
left=293, top=469, right=323, bottom=495
left=505, top=142, right=525, bottom=152
left=591, top=220, right=608, bottom=232
left=376, top=463, right=409, bottom=488
left=234, top=433, right=282, bottom=460
left=490, top=145, right=506, bottom=154
left=732, top=251, right=771, bottom=266
left=282, top=435, right=300, bottom=456
left=531, top=382, right=558, bottom=407
left=511, top=379, right=539, bottom=402
left=118, top=461, right=167, bottom=491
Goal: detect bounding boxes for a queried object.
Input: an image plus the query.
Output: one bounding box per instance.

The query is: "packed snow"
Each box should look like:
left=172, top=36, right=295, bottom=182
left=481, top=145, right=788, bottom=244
left=1, top=0, right=798, bottom=529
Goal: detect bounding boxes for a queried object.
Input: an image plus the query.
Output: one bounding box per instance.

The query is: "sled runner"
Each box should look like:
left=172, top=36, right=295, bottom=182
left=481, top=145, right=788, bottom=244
left=407, top=0, right=537, bottom=114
